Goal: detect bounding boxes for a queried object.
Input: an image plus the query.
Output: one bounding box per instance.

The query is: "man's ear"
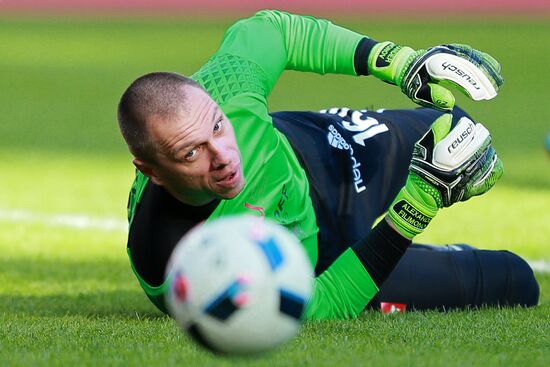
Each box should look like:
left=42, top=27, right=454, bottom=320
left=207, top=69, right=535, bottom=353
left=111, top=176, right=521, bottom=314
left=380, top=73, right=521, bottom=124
left=133, top=158, right=163, bottom=186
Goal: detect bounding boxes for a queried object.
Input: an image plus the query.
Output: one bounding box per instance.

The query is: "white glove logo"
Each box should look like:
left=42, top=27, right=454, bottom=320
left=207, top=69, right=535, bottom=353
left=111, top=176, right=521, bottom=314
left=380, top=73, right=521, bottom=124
left=433, top=117, right=490, bottom=171
left=441, top=62, right=480, bottom=90
left=447, top=120, right=474, bottom=154
left=425, top=53, right=498, bottom=101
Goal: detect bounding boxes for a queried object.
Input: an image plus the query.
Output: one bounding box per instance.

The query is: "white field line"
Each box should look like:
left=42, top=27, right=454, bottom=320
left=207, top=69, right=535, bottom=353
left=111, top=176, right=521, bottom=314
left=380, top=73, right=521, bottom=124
left=0, top=208, right=127, bottom=232
left=528, top=260, right=550, bottom=274
left=0, top=208, right=549, bottom=273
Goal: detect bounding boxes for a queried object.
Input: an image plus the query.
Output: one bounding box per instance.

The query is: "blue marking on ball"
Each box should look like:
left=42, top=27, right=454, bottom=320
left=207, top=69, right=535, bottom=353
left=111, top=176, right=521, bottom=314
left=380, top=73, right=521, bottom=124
left=545, top=132, right=550, bottom=154
left=204, top=279, right=243, bottom=321
left=279, top=289, right=306, bottom=320
left=257, top=237, right=283, bottom=271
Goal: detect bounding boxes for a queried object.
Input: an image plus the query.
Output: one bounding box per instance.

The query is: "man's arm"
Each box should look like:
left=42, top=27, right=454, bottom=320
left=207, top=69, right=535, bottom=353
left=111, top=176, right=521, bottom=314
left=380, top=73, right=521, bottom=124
left=200, top=10, right=503, bottom=110
left=306, top=219, right=410, bottom=320
left=198, top=10, right=369, bottom=97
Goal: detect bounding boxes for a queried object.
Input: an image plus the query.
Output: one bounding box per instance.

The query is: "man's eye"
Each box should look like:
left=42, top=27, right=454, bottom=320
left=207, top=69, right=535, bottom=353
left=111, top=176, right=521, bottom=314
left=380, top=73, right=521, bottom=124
left=213, top=119, right=223, bottom=133
left=185, top=148, right=198, bottom=160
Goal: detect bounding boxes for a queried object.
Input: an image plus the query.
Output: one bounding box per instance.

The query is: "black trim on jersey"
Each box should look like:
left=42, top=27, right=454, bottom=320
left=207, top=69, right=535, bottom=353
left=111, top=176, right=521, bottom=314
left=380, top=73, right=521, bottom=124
left=128, top=182, right=219, bottom=287
left=352, top=218, right=411, bottom=287
left=354, top=37, right=379, bottom=76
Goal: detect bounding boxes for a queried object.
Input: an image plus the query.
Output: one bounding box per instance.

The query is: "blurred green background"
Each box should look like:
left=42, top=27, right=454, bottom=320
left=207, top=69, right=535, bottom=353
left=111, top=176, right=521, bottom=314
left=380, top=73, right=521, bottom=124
left=0, top=15, right=549, bottom=367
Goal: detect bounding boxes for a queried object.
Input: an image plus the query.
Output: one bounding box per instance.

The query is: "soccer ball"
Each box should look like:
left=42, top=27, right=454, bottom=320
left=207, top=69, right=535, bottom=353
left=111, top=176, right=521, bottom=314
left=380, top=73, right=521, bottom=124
left=165, top=215, right=313, bottom=354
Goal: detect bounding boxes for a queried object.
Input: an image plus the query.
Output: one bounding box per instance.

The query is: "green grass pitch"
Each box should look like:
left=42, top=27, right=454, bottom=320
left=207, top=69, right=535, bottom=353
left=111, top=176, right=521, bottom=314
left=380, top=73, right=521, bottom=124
left=0, top=16, right=549, bottom=366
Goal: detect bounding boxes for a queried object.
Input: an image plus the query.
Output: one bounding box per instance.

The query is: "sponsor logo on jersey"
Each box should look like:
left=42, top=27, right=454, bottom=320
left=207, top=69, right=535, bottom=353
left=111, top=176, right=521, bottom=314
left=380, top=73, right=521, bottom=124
left=274, top=184, right=289, bottom=221
left=326, top=124, right=366, bottom=194
left=327, top=127, right=350, bottom=150
left=244, top=202, right=265, bottom=217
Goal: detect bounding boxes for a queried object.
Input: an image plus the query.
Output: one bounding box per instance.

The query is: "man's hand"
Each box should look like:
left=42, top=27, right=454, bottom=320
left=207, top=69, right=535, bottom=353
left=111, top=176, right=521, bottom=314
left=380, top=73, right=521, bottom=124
left=368, top=42, right=504, bottom=111
left=387, top=114, right=503, bottom=239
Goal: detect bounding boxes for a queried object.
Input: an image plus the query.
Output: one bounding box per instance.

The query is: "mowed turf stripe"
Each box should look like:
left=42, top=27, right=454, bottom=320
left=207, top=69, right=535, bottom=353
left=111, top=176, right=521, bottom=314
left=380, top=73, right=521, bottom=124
left=0, top=208, right=127, bottom=232
left=528, top=260, right=550, bottom=274
left=2, top=207, right=550, bottom=274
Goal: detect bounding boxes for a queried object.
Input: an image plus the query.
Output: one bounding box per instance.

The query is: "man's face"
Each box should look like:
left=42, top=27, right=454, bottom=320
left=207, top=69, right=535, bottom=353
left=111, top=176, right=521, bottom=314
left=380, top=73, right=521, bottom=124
left=139, top=86, right=245, bottom=206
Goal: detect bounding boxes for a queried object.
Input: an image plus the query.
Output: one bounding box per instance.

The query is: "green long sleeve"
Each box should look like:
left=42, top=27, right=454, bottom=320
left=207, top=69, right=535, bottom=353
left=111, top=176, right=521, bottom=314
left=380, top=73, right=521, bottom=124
left=306, top=249, right=379, bottom=320
left=214, top=10, right=364, bottom=94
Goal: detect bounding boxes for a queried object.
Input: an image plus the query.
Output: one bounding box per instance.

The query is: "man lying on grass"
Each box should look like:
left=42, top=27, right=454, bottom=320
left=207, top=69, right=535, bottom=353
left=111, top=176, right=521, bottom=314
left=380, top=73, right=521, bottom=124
left=117, top=10, right=539, bottom=319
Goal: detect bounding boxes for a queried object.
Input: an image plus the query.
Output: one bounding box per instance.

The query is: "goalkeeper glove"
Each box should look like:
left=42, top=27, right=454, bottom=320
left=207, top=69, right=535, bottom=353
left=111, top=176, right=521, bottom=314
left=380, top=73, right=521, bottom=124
left=368, top=42, right=504, bottom=111
left=387, top=113, right=503, bottom=239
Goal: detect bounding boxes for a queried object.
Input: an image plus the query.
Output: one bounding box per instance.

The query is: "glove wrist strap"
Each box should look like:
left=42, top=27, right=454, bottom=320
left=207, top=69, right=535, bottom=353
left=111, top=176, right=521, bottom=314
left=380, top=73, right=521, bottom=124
left=354, top=37, right=379, bottom=76
left=388, top=182, right=439, bottom=239
left=367, top=41, right=415, bottom=85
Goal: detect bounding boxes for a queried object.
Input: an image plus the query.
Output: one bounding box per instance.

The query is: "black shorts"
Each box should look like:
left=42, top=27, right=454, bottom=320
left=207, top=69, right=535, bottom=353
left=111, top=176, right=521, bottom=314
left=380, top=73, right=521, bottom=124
left=369, top=244, right=539, bottom=310
left=272, top=106, right=469, bottom=273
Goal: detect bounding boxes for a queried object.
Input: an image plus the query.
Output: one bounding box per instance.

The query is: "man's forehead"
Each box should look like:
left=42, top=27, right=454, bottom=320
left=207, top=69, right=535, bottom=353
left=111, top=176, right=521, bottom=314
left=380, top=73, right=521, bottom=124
left=184, top=86, right=219, bottom=120
left=148, top=86, right=215, bottom=126
left=145, top=88, right=220, bottom=151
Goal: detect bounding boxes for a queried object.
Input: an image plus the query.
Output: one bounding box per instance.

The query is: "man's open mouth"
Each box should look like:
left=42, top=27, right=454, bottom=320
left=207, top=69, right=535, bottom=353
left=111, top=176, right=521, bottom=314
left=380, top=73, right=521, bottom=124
left=216, top=166, right=240, bottom=187
left=220, top=171, right=236, bottom=182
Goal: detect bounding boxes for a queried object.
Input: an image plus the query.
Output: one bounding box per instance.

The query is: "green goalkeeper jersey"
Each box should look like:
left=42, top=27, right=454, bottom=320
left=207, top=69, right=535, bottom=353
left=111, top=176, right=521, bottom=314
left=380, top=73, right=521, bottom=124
left=127, top=10, right=379, bottom=320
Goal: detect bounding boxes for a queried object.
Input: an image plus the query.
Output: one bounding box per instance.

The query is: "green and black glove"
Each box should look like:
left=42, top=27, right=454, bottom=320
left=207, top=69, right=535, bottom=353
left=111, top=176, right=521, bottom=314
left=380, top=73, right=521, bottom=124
left=368, top=42, right=504, bottom=111
left=387, top=113, right=503, bottom=239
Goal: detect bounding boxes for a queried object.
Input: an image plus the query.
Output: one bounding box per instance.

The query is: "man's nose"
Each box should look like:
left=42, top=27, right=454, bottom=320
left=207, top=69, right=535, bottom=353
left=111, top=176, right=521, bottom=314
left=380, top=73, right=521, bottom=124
left=210, top=141, right=231, bottom=169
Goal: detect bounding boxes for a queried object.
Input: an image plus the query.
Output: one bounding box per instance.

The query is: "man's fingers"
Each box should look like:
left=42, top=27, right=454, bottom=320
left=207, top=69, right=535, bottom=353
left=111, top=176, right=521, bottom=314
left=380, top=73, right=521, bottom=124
left=415, top=83, right=455, bottom=111
left=465, top=153, right=503, bottom=200
left=400, top=44, right=503, bottom=109
left=482, top=51, right=502, bottom=74
left=473, top=153, right=503, bottom=187
left=427, top=83, right=455, bottom=111
left=432, top=118, right=491, bottom=171
left=465, top=145, right=495, bottom=178
left=430, top=113, right=453, bottom=143
left=425, top=52, right=501, bottom=101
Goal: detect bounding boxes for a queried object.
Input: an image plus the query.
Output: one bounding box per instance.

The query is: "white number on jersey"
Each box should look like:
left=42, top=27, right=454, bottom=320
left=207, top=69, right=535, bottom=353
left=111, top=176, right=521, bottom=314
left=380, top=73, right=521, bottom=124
left=320, top=108, right=388, bottom=146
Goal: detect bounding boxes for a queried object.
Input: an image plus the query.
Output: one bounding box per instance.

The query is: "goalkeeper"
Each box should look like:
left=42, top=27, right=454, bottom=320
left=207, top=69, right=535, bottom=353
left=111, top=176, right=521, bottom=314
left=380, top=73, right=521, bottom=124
left=117, top=10, right=539, bottom=319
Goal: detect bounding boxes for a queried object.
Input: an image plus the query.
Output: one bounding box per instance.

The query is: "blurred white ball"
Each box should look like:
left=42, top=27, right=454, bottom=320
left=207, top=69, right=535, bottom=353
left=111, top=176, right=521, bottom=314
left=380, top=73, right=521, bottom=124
left=165, top=215, right=313, bottom=355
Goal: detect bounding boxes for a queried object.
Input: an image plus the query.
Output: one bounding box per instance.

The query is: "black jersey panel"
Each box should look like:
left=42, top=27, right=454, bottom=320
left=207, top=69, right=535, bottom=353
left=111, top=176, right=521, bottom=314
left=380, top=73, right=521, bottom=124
left=273, top=107, right=471, bottom=273
left=128, top=182, right=219, bottom=286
